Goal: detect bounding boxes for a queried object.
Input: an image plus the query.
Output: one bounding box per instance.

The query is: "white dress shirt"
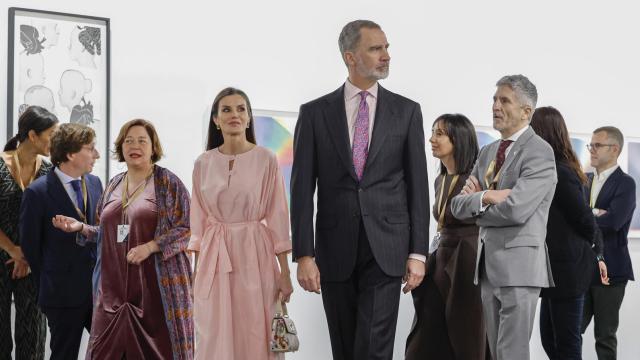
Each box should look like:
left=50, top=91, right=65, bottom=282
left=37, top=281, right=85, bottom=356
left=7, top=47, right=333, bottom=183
left=344, top=79, right=378, bottom=149
left=590, top=164, right=619, bottom=208
left=54, top=167, right=82, bottom=209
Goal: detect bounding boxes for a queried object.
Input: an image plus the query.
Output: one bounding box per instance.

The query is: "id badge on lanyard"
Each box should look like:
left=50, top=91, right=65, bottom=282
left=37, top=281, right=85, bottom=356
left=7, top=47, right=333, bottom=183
left=118, top=169, right=153, bottom=243
left=117, top=224, right=130, bottom=243
left=429, top=174, right=459, bottom=254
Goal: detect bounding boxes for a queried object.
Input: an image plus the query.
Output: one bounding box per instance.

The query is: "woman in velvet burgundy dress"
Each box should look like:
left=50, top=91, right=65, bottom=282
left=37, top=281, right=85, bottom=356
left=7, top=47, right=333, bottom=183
left=53, top=119, right=194, bottom=359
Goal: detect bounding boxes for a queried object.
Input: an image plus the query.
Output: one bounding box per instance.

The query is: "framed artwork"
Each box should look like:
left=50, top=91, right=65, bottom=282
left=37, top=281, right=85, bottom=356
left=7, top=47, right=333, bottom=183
left=626, top=140, right=640, bottom=238
left=7, top=7, right=110, bottom=182
left=253, top=110, right=297, bottom=204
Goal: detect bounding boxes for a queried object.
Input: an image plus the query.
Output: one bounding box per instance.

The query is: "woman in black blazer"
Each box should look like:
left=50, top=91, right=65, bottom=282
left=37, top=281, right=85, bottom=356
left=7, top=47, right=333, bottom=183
left=531, top=107, right=609, bottom=360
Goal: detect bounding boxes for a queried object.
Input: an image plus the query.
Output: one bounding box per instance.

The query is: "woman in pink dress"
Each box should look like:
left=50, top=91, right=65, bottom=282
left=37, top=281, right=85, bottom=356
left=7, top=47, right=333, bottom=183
left=189, top=87, right=293, bottom=359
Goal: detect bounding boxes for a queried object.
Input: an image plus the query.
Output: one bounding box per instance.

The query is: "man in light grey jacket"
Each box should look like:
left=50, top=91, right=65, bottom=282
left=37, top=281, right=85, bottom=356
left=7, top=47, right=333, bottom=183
left=450, top=74, right=556, bottom=360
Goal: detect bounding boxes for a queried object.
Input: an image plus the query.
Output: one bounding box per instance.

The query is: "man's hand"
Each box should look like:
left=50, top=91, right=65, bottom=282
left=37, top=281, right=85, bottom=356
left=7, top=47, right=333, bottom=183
left=52, top=215, right=83, bottom=233
left=403, top=258, right=425, bottom=294
left=296, top=256, right=321, bottom=294
left=460, top=175, right=481, bottom=195
left=599, top=261, right=610, bottom=285
left=482, top=189, right=512, bottom=205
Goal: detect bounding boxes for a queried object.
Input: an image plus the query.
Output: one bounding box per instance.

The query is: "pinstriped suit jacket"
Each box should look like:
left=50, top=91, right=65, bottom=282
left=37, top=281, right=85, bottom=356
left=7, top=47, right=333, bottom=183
left=290, top=84, right=429, bottom=281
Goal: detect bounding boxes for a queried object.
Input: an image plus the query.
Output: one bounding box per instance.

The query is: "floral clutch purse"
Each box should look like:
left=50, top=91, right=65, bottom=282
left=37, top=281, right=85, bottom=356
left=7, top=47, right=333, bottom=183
left=269, top=300, right=299, bottom=352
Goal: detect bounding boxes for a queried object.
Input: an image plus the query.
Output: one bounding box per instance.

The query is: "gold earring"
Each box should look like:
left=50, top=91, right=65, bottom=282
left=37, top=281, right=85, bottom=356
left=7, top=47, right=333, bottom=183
left=216, top=123, right=220, bottom=130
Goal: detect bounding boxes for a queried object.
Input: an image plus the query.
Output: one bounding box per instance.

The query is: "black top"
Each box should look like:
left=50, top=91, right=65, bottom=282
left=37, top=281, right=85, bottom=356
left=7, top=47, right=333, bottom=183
left=0, top=156, right=52, bottom=263
left=433, top=173, right=477, bottom=230
left=541, top=160, right=602, bottom=298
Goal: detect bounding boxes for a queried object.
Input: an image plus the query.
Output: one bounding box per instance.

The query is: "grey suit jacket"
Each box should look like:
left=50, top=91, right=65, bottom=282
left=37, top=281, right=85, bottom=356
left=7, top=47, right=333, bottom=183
left=450, top=127, right=556, bottom=288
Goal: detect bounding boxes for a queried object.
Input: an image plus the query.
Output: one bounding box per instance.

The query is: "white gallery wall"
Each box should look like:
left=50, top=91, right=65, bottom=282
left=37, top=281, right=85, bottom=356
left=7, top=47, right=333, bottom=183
left=2, top=1, right=639, bottom=359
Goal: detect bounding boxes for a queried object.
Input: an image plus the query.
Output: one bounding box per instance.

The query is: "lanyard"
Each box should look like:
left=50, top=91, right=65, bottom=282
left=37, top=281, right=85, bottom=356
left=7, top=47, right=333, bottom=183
left=8, top=150, right=42, bottom=191
left=120, top=168, right=154, bottom=224
left=436, top=174, right=459, bottom=231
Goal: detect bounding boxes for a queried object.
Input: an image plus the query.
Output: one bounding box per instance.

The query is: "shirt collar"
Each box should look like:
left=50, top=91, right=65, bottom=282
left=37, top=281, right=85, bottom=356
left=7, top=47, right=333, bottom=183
left=54, top=167, right=81, bottom=184
left=344, top=78, right=378, bottom=101
left=505, top=125, right=530, bottom=143
left=595, top=164, right=619, bottom=181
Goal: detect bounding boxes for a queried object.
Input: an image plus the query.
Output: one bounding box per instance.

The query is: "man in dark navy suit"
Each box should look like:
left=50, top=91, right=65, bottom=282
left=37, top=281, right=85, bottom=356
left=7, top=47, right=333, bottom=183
left=20, top=123, right=103, bottom=360
left=291, top=20, right=429, bottom=359
left=581, top=126, right=635, bottom=360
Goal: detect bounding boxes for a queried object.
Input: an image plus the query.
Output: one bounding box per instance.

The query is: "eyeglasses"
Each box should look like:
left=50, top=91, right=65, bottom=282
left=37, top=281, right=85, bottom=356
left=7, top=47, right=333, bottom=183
left=124, top=138, right=149, bottom=146
left=82, top=144, right=97, bottom=153
left=586, top=143, right=615, bottom=151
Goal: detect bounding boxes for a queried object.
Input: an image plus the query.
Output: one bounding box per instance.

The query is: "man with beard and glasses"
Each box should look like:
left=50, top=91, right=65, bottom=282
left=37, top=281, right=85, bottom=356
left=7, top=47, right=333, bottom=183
left=291, top=20, right=429, bottom=360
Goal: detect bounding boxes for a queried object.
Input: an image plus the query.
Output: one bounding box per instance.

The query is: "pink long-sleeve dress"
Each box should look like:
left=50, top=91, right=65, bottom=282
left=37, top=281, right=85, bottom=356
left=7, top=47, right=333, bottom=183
left=188, top=146, right=292, bottom=359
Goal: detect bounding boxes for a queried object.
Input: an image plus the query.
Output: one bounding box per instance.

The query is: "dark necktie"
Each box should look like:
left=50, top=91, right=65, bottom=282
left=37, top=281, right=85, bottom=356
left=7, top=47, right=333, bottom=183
left=70, top=179, right=85, bottom=214
left=495, top=140, right=514, bottom=175
left=352, top=91, right=370, bottom=181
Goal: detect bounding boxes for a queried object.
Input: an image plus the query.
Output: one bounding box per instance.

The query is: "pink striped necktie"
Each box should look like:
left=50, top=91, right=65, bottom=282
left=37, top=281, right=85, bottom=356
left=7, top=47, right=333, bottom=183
left=352, top=91, right=369, bottom=181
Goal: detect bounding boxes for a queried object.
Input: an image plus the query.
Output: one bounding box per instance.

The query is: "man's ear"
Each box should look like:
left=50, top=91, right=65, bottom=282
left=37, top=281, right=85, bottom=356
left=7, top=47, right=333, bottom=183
left=522, top=105, right=533, bottom=122
left=344, top=51, right=356, bottom=67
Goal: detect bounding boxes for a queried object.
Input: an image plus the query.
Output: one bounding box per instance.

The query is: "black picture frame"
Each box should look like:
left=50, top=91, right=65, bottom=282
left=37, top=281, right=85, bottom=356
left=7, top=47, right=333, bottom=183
left=7, top=7, right=111, bottom=182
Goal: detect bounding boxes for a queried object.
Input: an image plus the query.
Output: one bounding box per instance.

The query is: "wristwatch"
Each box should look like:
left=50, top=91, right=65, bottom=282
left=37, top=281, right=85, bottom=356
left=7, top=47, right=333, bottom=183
left=596, top=254, right=605, bottom=262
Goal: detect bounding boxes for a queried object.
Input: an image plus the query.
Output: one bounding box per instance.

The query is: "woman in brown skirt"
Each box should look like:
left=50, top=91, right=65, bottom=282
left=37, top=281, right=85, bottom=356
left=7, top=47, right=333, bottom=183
left=406, top=114, right=489, bottom=360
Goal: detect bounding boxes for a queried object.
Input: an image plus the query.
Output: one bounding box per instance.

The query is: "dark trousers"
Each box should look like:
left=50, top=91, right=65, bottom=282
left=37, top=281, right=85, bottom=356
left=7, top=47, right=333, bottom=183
left=42, top=301, right=93, bottom=360
left=540, top=295, right=585, bottom=360
left=321, top=223, right=402, bottom=360
left=0, top=264, right=46, bottom=360
left=581, top=282, right=627, bottom=360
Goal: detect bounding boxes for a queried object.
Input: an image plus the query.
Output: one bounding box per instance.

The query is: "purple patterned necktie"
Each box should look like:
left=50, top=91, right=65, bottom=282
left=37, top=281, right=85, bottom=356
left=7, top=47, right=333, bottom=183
left=352, top=91, right=369, bottom=180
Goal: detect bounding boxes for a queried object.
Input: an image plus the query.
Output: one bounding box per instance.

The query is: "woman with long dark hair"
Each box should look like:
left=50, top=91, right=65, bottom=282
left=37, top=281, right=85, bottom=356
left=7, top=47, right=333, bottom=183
left=0, top=106, right=58, bottom=359
left=189, top=87, right=293, bottom=359
left=406, top=114, right=489, bottom=360
left=531, top=106, right=608, bottom=360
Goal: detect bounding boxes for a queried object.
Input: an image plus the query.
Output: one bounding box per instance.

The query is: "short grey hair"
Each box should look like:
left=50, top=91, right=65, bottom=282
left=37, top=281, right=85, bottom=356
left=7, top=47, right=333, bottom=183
left=594, top=126, right=624, bottom=151
left=496, top=74, right=538, bottom=110
left=338, top=20, right=381, bottom=65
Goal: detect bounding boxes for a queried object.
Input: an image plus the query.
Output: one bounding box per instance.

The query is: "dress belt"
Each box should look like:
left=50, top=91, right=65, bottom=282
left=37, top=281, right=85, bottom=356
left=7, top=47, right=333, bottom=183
left=198, top=217, right=262, bottom=298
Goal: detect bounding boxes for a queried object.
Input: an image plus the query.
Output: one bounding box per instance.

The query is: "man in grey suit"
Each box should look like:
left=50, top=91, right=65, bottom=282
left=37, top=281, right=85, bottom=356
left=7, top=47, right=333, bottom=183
left=450, top=75, right=556, bottom=360
left=291, top=20, right=429, bottom=359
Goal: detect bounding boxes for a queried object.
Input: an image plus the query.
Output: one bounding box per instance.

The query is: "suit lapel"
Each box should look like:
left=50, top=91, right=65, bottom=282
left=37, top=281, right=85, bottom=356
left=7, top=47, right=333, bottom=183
left=46, top=170, right=80, bottom=219
left=500, top=127, right=534, bottom=174
left=595, top=167, right=622, bottom=209
left=365, top=85, right=395, bottom=170
left=323, top=86, right=358, bottom=181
